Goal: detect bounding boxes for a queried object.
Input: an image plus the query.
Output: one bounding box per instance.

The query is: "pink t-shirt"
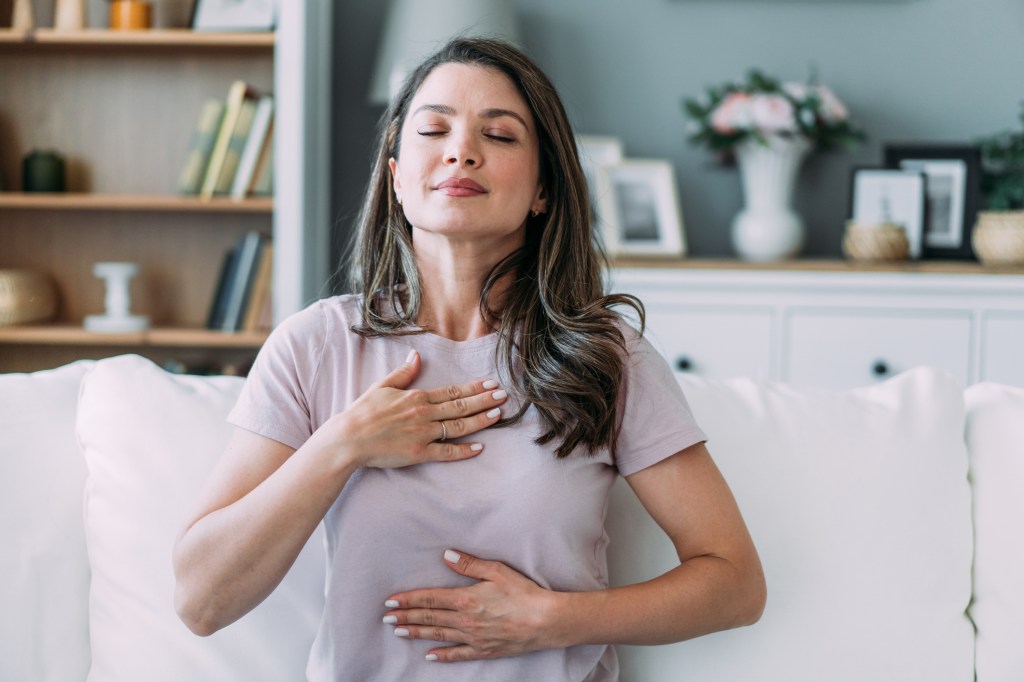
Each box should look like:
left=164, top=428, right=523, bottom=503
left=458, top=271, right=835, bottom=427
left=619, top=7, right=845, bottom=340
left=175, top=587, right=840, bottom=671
left=228, top=294, right=706, bottom=681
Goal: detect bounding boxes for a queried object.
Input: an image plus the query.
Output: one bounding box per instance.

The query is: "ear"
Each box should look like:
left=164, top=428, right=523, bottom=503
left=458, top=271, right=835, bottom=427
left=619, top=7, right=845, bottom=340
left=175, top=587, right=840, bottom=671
left=388, top=157, right=402, bottom=195
left=531, top=185, right=548, bottom=216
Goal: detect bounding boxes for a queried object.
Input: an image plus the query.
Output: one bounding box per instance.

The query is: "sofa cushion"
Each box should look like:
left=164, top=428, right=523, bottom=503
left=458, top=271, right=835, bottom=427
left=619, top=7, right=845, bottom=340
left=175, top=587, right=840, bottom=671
left=606, top=367, right=975, bottom=681
left=0, top=361, right=94, bottom=682
left=76, top=354, right=325, bottom=682
left=966, top=381, right=1024, bottom=682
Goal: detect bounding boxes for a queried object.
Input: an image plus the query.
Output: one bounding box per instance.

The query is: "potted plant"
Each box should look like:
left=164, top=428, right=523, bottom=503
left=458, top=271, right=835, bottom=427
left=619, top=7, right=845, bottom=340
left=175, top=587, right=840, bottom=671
left=973, top=105, right=1024, bottom=266
left=683, top=70, right=864, bottom=261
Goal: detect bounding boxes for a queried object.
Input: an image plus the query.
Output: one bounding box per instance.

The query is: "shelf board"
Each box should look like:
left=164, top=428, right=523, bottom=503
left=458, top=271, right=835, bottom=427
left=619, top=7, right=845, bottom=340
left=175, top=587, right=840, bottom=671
left=0, top=193, right=273, bottom=213
left=610, top=257, right=1024, bottom=276
left=0, top=325, right=268, bottom=348
left=0, top=28, right=274, bottom=49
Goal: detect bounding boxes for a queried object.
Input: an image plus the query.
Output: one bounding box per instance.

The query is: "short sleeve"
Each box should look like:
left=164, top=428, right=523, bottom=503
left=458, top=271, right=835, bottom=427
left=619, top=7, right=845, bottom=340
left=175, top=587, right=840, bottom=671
left=226, top=301, right=327, bottom=450
left=614, top=329, right=707, bottom=477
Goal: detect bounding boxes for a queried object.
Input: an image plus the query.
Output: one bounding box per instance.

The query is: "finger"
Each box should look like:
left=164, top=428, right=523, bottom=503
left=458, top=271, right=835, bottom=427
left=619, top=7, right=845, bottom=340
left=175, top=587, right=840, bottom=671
left=384, top=607, right=462, bottom=629
left=443, top=548, right=507, bottom=581
left=430, top=407, right=502, bottom=443
left=423, top=378, right=499, bottom=406
left=424, top=645, right=480, bottom=663
left=421, top=441, right=485, bottom=462
left=394, top=624, right=467, bottom=645
left=430, top=386, right=507, bottom=422
left=384, top=587, right=464, bottom=611
left=374, top=350, right=420, bottom=390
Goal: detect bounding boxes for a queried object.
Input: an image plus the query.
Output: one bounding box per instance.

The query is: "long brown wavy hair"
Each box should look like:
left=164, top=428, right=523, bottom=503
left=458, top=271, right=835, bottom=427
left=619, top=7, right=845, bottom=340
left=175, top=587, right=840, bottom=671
left=349, top=37, right=643, bottom=458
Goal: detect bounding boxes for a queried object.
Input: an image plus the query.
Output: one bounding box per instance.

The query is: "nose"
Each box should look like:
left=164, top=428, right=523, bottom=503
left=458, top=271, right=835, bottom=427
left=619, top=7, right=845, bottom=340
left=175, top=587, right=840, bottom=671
left=444, top=131, right=479, bottom=167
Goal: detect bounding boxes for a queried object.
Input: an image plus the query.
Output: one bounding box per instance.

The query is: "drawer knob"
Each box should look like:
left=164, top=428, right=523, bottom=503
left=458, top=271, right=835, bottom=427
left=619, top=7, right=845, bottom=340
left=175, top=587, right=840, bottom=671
left=872, top=360, right=890, bottom=377
left=676, top=356, right=694, bottom=372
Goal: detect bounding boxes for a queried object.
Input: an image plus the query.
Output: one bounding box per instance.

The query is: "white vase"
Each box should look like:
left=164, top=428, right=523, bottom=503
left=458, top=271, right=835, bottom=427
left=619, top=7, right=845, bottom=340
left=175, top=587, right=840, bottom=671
left=12, top=0, right=35, bottom=29
left=54, top=0, right=86, bottom=30
left=731, top=136, right=813, bottom=262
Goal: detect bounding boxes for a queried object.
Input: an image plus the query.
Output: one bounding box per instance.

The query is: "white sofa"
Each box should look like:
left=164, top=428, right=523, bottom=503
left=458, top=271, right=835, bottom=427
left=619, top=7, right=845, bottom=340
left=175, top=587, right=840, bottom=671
left=2, top=354, right=1022, bottom=681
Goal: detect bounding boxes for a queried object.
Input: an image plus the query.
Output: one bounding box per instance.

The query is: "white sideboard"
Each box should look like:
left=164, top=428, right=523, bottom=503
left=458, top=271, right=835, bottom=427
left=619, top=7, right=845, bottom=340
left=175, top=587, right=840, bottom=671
left=609, top=260, right=1024, bottom=389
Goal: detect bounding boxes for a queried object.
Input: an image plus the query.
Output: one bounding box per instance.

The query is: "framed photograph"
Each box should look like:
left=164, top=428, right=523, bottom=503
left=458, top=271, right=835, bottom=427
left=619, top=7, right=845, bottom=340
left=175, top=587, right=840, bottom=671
left=849, top=168, right=927, bottom=259
left=191, top=0, right=277, bottom=31
left=576, top=135, right=624, bottom=222
left=884, top=144, right=982, bottom=259
left=596, top=159, right=686, bottom=258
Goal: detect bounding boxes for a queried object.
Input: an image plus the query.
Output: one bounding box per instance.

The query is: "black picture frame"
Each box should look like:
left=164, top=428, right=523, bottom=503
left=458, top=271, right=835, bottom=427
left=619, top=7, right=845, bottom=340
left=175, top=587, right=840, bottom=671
left=883, top=144, right=982, bottom=260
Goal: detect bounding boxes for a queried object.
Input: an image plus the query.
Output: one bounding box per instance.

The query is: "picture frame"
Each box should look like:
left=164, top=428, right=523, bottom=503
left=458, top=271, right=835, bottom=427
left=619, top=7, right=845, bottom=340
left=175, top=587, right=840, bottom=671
left=190, top=0, right=276, bottom=32
left=575, top=135, right=624, bottom=224
left=883, top=144, right=982, bottom=259
left=595, top=159, right=686, bottom=259
left=848, top=167, right=927, bottom=259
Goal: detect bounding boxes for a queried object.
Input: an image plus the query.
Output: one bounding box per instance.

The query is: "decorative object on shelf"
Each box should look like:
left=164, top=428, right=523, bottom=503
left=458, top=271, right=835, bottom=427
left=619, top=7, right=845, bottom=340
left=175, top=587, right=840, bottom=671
left=595, top=159, right=687, bottom=259
left=971, top=212, right=1024, bottom=267
left=11, top=0, right=35, bottom=30
left=22, top=150, right=66, bottom=192
left=190, top=0, right=276, bottom=32
left=842, top=222, right=910, bottom=263
left=84, top=263, right=150, bottom=333
left=684, top=70, right=864, bottom=261
left=370, top=0, right=519, bottom=104
left=849, top=168, right=926, bottom=259
left=53, top=0, right=86, bottom=30
left=884, top=144, right=982, bottom=260
left=0, top=269, right=58, bottom=327
left=576, top=134, right=624, bottom=226
left=109, top=0, right=152, bottom=30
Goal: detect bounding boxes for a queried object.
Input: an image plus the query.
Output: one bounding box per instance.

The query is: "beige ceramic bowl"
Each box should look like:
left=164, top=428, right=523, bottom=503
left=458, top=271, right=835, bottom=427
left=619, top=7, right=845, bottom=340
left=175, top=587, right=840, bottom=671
left=842, top=222, right=910, bottom=262
left=972, top=211, right=1024, bottom=267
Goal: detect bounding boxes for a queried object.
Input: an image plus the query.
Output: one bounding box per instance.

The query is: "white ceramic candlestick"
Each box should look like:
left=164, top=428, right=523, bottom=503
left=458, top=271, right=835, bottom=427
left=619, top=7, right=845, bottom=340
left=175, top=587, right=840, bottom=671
left=12, top=0, right=35, bottom=30
left=84, top=262, right=150, bottom=333
left=53, top=0, right=86, bottom=30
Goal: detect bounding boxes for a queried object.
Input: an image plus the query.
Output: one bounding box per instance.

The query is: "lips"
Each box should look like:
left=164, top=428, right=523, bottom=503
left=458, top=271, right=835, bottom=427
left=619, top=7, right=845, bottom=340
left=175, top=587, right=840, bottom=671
left=435, top=177, right=487, bottom=196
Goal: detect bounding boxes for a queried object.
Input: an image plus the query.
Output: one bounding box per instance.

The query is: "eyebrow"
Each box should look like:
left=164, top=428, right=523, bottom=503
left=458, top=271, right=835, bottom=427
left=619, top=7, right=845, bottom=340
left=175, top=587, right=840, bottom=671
left=412, top=104, right=530, bottom=129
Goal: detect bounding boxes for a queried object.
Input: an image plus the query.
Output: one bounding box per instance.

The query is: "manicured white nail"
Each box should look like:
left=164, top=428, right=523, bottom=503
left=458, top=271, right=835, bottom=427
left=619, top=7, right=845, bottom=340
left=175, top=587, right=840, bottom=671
left=383, top=615, right=397, bottom=624
left=492, top=390, right=507, bottom=400
left=384, top=599, right=400, bottom=608
left=425, top=654, right=439, bottom=661
left=470, top=443, right=483, bottom=452
left=395, top=628, right=410, bottom=637
left=444, top=549, right=461, bottom=564
left=486, top=408, right=500, bottom=419
left=482, top=379, right=498, bottom=389
left=405, top=350, right=417, bottom=364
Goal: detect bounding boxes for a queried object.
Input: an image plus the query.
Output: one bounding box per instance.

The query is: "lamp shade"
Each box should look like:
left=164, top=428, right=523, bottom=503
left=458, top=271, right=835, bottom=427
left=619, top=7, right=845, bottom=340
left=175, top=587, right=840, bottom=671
left=369, top=0, right=519, bottom=104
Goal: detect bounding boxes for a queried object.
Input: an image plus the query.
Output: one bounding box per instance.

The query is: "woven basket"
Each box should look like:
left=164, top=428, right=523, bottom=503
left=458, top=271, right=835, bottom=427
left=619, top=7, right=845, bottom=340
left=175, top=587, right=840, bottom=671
left=0, top=269, right=59, bottom=326
left=972, top=211, right=1024, bottom=266
left=842, top=222, right=909, bottom=262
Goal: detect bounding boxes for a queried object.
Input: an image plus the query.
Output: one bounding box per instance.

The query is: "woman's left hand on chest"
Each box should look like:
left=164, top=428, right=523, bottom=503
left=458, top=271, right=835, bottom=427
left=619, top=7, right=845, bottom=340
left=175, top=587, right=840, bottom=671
left=383, top=550, right=563, bottom=662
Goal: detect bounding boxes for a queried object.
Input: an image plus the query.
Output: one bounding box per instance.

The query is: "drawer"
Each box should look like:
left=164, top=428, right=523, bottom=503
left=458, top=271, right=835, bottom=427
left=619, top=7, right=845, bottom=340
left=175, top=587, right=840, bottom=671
left=785, top=309, right=971, bottom=389
left=981, top=315, right=1024, bottom=386
left=640, top=305, right=773, bottom=379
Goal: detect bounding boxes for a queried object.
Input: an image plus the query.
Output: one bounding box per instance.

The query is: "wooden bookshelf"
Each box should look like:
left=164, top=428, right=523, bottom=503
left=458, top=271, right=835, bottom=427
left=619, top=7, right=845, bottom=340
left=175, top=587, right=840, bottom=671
left=0, top=192, right=272, bottom=212
left=0, top=325, right=267, bottom=348
left=0, top=28, right=275, bottom=49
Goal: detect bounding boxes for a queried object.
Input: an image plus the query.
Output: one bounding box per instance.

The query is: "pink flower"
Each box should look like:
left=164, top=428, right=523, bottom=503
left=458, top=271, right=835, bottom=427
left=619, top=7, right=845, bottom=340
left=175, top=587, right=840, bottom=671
left=815, top=85, right=849, bottom=123
left=750, top=93, right=797, bottom=133
left=711, top=92, right=753, bottom=134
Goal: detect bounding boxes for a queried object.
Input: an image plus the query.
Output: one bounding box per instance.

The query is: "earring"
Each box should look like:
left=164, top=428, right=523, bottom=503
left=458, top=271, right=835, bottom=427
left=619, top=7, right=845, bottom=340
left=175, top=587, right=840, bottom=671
left=531, top=209, right=539, bottom=218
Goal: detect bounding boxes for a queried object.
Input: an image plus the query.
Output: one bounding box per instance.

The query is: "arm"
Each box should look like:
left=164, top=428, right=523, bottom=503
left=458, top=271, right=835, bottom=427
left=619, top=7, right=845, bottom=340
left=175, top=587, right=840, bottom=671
left=385, top=441, right=765, bottom=660
left=172, top=351, right=509, bottom=636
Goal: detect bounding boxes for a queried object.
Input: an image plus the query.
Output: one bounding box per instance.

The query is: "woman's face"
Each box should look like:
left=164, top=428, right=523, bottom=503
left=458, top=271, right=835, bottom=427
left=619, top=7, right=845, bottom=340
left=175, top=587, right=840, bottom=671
left=389, top=63, right=546, bottom=248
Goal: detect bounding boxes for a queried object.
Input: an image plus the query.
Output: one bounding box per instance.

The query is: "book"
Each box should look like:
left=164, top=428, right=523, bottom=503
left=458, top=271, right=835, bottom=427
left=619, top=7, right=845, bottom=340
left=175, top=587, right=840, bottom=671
left=213, top=97, right=258, bottom=196
left=230, top=95, right=274, bottom=200
left=242, top=243, right=273, bottom=331
left=206, top=244, right=240, bottom=330
left=250, top=127, right=274, bottom=196
left=199, top=80, right=258, bottom=200
left=177, top=99, right=225, bottom=195
left=220, top=231, right=265, bottom=332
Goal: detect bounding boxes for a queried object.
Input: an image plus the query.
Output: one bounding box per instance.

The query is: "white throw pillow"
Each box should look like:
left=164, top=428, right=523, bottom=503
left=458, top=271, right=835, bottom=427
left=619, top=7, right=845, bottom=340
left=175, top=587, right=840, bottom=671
left=76, top=355, right=325, bottom=682
left=965, top=382, right=1024, bottom=682
left=606, top=367, right=974, bottom=682
left=0, top=361, right=94, bottom=682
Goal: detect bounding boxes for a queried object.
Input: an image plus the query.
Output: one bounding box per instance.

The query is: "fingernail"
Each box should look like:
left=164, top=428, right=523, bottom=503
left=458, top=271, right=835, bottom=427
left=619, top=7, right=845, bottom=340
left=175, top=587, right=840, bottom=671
left=444, top=549, right=461, bottom=564
left=486, top=408, right=500, bottom=419
left=482, top=379, right=498, bottom=389
left=384, top=599, right=400, bottom=608
left=425, top=654, right=439, bottom=662
left=405, top=350, right=417, bottom=364
left=395, top=628, right=410, bottom=637
left=383, top=615, right=397, bottom=624
left=470, top=443, right=483, bottom=452
left=492, top=390, right=507, bottom=400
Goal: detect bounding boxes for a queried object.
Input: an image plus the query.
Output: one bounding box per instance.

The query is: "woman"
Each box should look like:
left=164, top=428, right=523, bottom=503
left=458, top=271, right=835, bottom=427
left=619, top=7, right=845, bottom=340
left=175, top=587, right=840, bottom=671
left=173, top=37, right=765, bottom=680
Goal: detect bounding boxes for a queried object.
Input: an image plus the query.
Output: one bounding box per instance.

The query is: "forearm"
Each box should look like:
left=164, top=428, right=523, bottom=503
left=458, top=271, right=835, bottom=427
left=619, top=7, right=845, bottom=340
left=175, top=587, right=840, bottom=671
left=549, top=554, right=765, bottom=648
left=173, top=436, right=357, bottom=635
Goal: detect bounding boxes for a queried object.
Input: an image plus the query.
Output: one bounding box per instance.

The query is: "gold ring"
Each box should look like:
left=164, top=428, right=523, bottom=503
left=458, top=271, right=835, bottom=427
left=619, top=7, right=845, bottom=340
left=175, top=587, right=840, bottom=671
left=439, top=420, right=447, bottom=442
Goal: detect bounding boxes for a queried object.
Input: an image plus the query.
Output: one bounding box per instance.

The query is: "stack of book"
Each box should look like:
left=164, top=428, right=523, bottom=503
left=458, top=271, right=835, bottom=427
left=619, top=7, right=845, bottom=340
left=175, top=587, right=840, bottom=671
left=178, top=80, right=274, bottom=200
left=207, top=231, right=274, bottom=332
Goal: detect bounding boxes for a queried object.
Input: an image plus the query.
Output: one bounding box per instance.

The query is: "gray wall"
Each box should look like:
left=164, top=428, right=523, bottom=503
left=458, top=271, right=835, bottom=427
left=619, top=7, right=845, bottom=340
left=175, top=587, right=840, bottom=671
left=331, top=0, right=1024, bottom=273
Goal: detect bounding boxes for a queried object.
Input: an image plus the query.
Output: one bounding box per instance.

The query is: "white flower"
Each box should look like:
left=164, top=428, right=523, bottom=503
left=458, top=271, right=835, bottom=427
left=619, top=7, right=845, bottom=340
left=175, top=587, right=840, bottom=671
left=750, top=93, right=797, bottom=133
left=711, top=92, right=754, bottom=134
left=815, top=85, right=849, bottom=123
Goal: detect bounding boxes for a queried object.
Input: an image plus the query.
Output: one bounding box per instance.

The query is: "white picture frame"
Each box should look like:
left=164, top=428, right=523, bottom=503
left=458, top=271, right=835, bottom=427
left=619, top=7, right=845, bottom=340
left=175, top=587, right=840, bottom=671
left=191, top=0, right=277, bottom=31
left=575, top=135, right=624, bottom=223
left=596, top=159, right=686, bottom=258
left=850, top=168, right=927, bottom=259
left=894, top=159, right=967, bottom=249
